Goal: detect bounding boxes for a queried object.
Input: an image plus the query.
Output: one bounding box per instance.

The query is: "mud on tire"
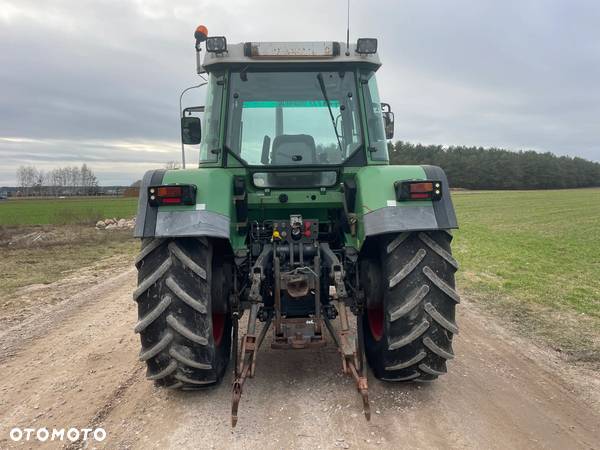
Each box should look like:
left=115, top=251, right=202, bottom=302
left=361, top=231, right=459, bottom=381
left=133, top=237, right=232, bottom=389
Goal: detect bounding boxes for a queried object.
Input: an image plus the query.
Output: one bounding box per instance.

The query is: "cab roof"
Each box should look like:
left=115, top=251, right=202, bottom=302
left=201, top=41, right=381, bottom=71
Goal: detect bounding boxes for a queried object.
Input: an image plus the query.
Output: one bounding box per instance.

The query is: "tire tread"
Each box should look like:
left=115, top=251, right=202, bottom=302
left=134, top=238, right=231, bottom=389
left=363, top=231, right=458, bottom=381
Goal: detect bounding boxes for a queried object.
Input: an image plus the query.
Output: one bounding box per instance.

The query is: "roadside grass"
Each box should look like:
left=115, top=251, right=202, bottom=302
left=0, top=226, right=138, bottom=301
left=1, top=190, right=598, bottom=364
left=0, top=196, right=139, bottom=303
left=0, top=197, right=138, bottom=226
left=452, top=188, right=600, bottom=363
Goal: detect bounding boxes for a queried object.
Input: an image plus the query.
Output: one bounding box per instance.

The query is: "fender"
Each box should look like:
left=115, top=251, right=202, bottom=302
left=134, top=168, right=233, bottom=239
left=354, top=165, right=458, bottom=239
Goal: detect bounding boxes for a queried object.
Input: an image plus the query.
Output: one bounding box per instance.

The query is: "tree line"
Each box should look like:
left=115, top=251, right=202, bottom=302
left=390, top=142, right=600, bottom=190
left=16, top=164, right=99, bottom=196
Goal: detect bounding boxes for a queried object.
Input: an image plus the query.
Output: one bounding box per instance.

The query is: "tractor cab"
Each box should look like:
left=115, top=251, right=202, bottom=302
left=182, top=36, right=394, bottom=180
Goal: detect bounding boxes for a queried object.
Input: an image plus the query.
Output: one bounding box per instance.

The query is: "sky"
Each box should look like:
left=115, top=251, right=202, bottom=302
left=1, top=0, right=599, bottom=185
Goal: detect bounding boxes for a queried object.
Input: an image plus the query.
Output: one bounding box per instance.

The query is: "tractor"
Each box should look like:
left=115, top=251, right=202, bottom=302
left=133, top=27, right=459, bottom=427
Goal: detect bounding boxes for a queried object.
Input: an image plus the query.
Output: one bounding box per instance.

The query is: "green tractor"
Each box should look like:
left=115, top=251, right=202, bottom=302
left=133, top=27, right=459, bottom=426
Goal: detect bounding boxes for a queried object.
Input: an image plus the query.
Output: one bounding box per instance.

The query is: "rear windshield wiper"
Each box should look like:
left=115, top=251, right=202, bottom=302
left=316, top=73, right=344, bottom=154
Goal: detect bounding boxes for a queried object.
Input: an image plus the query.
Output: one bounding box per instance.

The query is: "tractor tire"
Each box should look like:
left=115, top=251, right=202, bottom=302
left=361, top=231, right=459, bottom=381
left=133, top=237, right=232, bottom=389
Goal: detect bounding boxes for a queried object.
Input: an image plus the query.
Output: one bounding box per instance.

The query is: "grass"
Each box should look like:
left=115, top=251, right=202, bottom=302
left=0, top=197, right=138, bottom=226
left=452, top=188, right=600, bottom=362
left=0, top=196, right=139, bottom=303
left=1, top=190, right=598, bottom=363
left=0, top=226, right=138, bottom=301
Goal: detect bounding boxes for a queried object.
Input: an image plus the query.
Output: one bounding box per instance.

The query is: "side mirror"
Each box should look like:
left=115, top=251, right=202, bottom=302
left=181, top=116, right=201, bottom=145
left=381, top=103, right=394, bottom=140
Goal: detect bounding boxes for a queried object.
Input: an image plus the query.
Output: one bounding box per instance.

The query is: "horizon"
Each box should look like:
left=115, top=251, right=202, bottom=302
left=2, top=140, right=598, bottom=188
left=1, top=0, right=599, bottom=185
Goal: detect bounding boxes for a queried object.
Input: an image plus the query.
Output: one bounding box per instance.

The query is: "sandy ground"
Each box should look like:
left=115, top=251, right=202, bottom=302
left=0, top=266, right=599, bottom=450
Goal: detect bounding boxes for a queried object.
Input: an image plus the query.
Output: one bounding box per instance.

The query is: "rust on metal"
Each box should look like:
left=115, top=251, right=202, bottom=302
left=323, top=298, right=371, bottom=421
left=271, top=318, right=326, bottom=349
left=231, top=239, right=372, bottom=426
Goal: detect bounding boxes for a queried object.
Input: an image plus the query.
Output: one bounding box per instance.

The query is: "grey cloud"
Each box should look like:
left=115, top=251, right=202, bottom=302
left=0, top=0, right=598, bottom=185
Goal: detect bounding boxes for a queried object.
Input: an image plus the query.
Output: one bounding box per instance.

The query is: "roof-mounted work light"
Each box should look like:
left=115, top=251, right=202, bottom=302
left=206, top=36, right=227, bottom=53
left=356, top=38, right=378, bottom=54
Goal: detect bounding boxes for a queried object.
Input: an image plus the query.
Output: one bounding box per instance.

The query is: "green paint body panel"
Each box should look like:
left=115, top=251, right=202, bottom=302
left=247, top=190, right=343, bottom=211
left=352, top=165, right=431, bottom=247
left=161, top=168, right=234, bottom=217
left=159, top=168, right=345, bottom=251
left=354, top=165, right=428, bottom=213
left=157, top=165, right=436, bottom=252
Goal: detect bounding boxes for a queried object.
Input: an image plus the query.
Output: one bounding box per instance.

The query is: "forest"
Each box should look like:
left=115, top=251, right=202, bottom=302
left=390, top=142, right=600, bottom=190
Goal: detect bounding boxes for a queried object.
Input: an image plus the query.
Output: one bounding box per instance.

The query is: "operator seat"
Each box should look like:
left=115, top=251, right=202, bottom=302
left=271, top=134, right=317, bottom=164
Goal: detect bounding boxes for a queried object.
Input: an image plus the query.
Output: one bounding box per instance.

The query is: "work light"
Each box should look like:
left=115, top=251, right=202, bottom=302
left=206, top=36, right=227, bottom=53
left=356, top=38, right=378, bottom=54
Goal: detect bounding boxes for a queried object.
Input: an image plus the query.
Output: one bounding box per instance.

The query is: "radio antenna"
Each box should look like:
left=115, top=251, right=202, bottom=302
left=345, top=0, right=350, bottom=56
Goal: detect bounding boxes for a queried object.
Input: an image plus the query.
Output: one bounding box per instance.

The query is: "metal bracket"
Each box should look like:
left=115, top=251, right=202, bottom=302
left=320, top=242, right=348, bottom=299
left=231, top=307, right=272, bottom=427
left=320, top=251, right=370, bottom=421
left=231, top=244, right=274, bottom=427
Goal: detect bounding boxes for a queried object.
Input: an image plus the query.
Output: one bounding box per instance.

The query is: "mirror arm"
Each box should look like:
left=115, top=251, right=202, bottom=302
left=179, top=83, right=207, bottom=168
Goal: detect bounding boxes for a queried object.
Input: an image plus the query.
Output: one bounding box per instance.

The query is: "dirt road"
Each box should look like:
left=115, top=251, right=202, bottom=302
left=0, top=267, right=598, bottom=449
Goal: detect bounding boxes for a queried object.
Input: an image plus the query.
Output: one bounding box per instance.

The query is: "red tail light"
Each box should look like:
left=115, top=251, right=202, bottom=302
left=409, top=182, right=434, bottom=193
left=157, top=186, right=183, bottom=197
left=395, top=180, right=442, bottom=202
left=148, top=184, right=196, bottom=206
left=161, top=197, right=182, bottom=204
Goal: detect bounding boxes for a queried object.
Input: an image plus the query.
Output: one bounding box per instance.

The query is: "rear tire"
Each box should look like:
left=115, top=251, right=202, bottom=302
left=134, top=237, right=232, bottom=389
left=361, top=231, right=459, bottom=381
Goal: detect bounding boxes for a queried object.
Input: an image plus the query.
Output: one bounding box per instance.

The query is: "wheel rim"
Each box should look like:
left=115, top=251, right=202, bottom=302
left=367, top=306, right=384, bottom=341
left=212, top=313, right=225, bottom=346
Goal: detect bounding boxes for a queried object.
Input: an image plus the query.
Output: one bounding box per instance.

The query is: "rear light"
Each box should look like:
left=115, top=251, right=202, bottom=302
left=157, top=186, right=183, bottom=197
left=161, top=197, right=182, bottom=204
left=395, top=180, right=442, bottom=202
left=148, top=184, right=196, bottom=206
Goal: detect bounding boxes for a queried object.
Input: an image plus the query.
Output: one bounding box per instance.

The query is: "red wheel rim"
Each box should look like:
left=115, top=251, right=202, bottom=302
left=212, top=313, right=225, bottom=346
left=367, top=306, right=384, bottom=341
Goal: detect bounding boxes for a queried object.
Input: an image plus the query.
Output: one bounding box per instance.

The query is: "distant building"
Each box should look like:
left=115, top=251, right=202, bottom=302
left=123, top=187, right=140, bottom=197
left=0, top=187, right=16, bottom=198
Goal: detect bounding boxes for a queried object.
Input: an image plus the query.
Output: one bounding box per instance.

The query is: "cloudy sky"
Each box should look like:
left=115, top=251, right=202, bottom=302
left=1, top=0, right=599, bottom=185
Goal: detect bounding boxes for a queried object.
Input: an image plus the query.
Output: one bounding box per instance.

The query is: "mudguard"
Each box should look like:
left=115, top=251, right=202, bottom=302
left=354, top=165, right=458, bottom=240
left=133, top=168, right=233, bottom=239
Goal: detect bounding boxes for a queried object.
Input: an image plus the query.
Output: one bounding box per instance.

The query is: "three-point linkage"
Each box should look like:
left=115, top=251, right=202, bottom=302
left=230, top=242, right=370, bottom=427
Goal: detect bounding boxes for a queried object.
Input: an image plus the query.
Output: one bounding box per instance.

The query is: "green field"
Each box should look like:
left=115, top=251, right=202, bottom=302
left=0, top=197, right=138, bottom=226
left=452, top=188, right=600, bottom=362
left=1, top=189, right=598, bottom=363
